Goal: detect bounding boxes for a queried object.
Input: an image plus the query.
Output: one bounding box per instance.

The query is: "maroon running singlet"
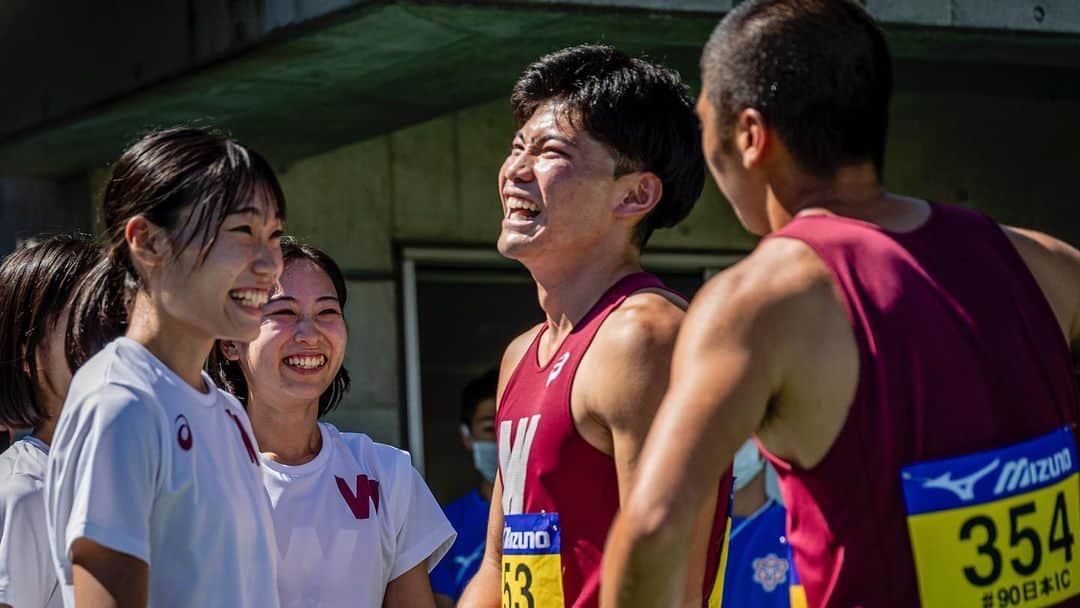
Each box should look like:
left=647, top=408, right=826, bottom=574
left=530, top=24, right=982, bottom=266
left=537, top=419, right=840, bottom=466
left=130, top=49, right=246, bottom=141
left=497, top=272, right=733, bottom=608
left=765, top=203, right=1080, bottom=608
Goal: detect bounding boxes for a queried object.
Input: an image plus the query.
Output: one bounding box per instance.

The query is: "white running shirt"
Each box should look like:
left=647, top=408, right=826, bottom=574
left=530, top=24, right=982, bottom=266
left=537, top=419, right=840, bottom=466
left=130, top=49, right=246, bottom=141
left=262, top=422, right=455, bottom=608
left=45, top=337, right=280, bottom=608
left=0, top=436, right=60, bottom=608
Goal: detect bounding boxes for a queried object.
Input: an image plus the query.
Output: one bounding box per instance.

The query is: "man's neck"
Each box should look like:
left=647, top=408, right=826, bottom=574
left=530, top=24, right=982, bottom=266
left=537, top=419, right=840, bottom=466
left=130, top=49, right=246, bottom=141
left=247, top=392, right=322, bottom=466
left=125, top=292, right=213, bottom=393
left=527, top=246, right=642, bottom=349
left=766, top=161, right=890, bottom=231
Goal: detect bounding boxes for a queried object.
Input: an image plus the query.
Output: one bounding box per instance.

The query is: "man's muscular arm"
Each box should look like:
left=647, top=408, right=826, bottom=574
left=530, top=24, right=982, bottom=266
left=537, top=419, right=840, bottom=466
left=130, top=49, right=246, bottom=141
left=581, top=293, right=686, bottom=506
left=583, top=292, right=717, bottom=606
left=458, top=327, right=539, bottom=608
left=601, top=241, right=833, bottom=607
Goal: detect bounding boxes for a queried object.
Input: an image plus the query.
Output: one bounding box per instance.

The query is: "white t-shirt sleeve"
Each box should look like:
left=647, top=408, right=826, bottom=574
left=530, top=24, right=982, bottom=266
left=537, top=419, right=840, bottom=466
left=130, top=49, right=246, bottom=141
left=0, top=479, right=55, bottom=607
left=386, top=449, right=456, bottom=581
left=46, top=384, right=164, bottom=583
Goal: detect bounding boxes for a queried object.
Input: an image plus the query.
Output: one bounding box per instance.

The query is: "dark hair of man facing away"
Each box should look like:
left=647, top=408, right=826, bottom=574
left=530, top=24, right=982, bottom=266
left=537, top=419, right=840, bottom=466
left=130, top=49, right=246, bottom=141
left=511, top=44, right=706, bottom=246
left=701, top=0, right=893, bottom=178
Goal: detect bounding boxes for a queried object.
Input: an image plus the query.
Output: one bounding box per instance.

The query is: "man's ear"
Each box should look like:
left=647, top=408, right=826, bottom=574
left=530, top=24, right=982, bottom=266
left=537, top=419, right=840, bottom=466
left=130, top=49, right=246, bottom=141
left=613, top=172, right=663, bottom=221
left=125, top=216, right=169, bottom=272
left=219, top=341, right=241, bottom=362
left=460, top=423, right=474, bottom=451
left=735, top=108, right=770, bottom=171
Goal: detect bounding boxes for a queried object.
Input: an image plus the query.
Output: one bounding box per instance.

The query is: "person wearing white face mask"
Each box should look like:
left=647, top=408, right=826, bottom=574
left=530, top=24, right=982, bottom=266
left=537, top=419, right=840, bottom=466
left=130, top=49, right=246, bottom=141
left=431, top=368, right=498, bottom=608
left=721, top=439, right=796, bottom=608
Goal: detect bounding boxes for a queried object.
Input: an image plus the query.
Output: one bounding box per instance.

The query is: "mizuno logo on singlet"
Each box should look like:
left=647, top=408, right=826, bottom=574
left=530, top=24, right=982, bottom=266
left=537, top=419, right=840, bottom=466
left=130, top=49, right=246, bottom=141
left=547, top=352, right=571, bottom=387
left=993, top=448, right=1073, bottom=495
left=502, top=527, right=552, bottom=550
left=921, top=460, right=1000, bottom=501
left=918, top=446, right=1073, bottom=501
left=500, top=414, right=541, bottom=515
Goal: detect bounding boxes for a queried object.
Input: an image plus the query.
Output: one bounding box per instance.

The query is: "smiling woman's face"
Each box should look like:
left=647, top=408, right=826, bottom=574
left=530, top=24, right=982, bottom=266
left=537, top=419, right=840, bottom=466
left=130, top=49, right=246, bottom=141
left=235, top=258, right=347, bottom=408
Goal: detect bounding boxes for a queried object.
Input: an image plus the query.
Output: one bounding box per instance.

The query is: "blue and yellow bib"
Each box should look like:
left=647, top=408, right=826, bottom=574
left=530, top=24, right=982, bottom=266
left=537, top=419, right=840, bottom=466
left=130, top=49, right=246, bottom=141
left=901, top=427, right=1078, bottom=608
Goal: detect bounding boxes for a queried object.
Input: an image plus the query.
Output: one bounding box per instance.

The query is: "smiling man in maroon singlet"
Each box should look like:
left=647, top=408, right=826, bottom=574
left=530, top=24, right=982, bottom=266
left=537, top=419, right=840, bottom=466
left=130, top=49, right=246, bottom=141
left=604, top=2, right=1080, bottom=607
left=457, top=45, right=733, bottom=608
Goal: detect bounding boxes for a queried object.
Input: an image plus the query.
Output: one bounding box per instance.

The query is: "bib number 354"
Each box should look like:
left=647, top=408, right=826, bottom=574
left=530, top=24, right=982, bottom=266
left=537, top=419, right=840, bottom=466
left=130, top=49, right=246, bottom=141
left=901, top=427, right=1079, bottom=608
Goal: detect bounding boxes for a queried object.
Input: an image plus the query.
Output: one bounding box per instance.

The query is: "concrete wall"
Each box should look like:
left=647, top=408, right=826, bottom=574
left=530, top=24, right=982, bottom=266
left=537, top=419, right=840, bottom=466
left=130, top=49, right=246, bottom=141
left=0, top=177, right=92, bottom=255
left=265, top=89, right=1080, bottom=449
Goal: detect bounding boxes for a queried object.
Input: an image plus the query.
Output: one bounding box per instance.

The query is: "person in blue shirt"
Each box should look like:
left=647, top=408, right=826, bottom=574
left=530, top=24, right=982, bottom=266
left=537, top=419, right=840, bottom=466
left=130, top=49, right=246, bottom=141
left=722, top=439, right=795, bottom=608
left=432, top=368, right=498, bottom=607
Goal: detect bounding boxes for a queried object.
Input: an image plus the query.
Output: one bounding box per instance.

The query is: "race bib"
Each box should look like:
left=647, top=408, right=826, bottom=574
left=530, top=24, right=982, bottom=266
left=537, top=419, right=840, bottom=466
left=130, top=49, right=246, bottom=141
left=502, top=513, right=565, bottom=608
left=901, top=427, right=1078, bottom=608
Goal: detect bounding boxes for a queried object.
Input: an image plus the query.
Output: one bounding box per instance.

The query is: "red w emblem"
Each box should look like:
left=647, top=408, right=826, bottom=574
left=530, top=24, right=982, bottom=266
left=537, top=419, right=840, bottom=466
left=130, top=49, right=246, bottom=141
left=335, top=475, right=380, bottom=520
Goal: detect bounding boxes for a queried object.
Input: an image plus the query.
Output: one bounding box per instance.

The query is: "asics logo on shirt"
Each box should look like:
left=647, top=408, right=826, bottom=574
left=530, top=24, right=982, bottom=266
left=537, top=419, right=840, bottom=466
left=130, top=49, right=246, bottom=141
left=336, top=474, right=380, bottom=520
left=174, top=414, right=193, bottom=451
left=499, top=414, right=542, bottom=514
left=921, top=459, right=999, bottom=501
left=546, top=352, right=571, bottom=387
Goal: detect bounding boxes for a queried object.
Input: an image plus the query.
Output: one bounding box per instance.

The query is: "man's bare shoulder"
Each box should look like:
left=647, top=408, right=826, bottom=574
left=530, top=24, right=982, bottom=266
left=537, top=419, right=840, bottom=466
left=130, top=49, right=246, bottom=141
left=497, top=323, right=544, bottom=405
left=577, top=291, right=685, bottom=436
left=689, top=236, right=838, bottom=334
left=593, top=291, right=686, bottom=367
left=1002, top=225, right=1080, bottom=278
left=1003, top=225, right=1080, bottom=348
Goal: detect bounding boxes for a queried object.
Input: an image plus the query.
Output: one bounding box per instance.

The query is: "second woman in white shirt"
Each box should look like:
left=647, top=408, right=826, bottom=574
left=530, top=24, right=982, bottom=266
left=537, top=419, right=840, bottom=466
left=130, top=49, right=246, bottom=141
left=211, top=239, right=454, bottom=608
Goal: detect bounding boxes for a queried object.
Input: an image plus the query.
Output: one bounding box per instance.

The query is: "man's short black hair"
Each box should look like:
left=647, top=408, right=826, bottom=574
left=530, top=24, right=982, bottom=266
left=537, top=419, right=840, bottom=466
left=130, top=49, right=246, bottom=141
left=511, top=44, right=706, bottom=247
left=461, top=367, right=499, bottom=427
left=702, top=0, right=893, bottom=178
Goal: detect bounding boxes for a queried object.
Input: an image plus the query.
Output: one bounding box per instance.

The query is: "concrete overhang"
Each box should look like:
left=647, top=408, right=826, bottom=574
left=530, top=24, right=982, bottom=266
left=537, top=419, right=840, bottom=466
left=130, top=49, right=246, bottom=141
left=2, top=0, right=1079, bottom=177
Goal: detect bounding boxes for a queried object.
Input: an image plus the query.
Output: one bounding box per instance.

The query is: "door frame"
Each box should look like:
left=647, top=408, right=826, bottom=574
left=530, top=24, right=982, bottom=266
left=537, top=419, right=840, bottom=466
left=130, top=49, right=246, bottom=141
left=400, top=246, right=743, bottom=475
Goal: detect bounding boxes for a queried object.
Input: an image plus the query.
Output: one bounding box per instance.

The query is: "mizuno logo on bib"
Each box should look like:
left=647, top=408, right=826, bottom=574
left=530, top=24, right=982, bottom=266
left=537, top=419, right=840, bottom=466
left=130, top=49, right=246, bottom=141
left=900, top=427, right=1078, bottom=608
left=502, top=513, right=565, bottom=608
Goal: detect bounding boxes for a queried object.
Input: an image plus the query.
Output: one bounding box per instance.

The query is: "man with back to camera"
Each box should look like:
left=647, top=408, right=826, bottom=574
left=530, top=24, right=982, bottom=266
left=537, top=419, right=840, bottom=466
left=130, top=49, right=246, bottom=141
left=457, top=44, right=733, bottom=608
left=604, top=1, right=1080, bottom=607
left=432, top=368, right=499, bottom=607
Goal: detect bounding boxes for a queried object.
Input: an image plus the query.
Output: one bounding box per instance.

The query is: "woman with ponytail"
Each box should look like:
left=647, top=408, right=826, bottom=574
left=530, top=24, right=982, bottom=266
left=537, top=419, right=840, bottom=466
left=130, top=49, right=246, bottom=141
left=45, top=127, right=285, bottom=608
left=0, top=234, right=98, bottom=608
left=208, top=239, right=454, bottom=608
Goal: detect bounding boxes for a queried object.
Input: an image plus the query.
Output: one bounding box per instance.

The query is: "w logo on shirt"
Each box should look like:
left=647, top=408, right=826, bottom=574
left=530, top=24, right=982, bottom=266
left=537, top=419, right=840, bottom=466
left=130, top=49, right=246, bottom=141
left=499, top=414, right=541, bottom=514
left=336, top=475, right=380, bottom=520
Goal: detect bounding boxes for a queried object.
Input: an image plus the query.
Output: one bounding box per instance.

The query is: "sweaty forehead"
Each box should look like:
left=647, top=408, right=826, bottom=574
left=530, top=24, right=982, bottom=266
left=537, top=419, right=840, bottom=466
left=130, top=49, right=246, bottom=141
left=518, top=102, right=583, bottom=142
left=516, top=102, right=620, bottom=169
